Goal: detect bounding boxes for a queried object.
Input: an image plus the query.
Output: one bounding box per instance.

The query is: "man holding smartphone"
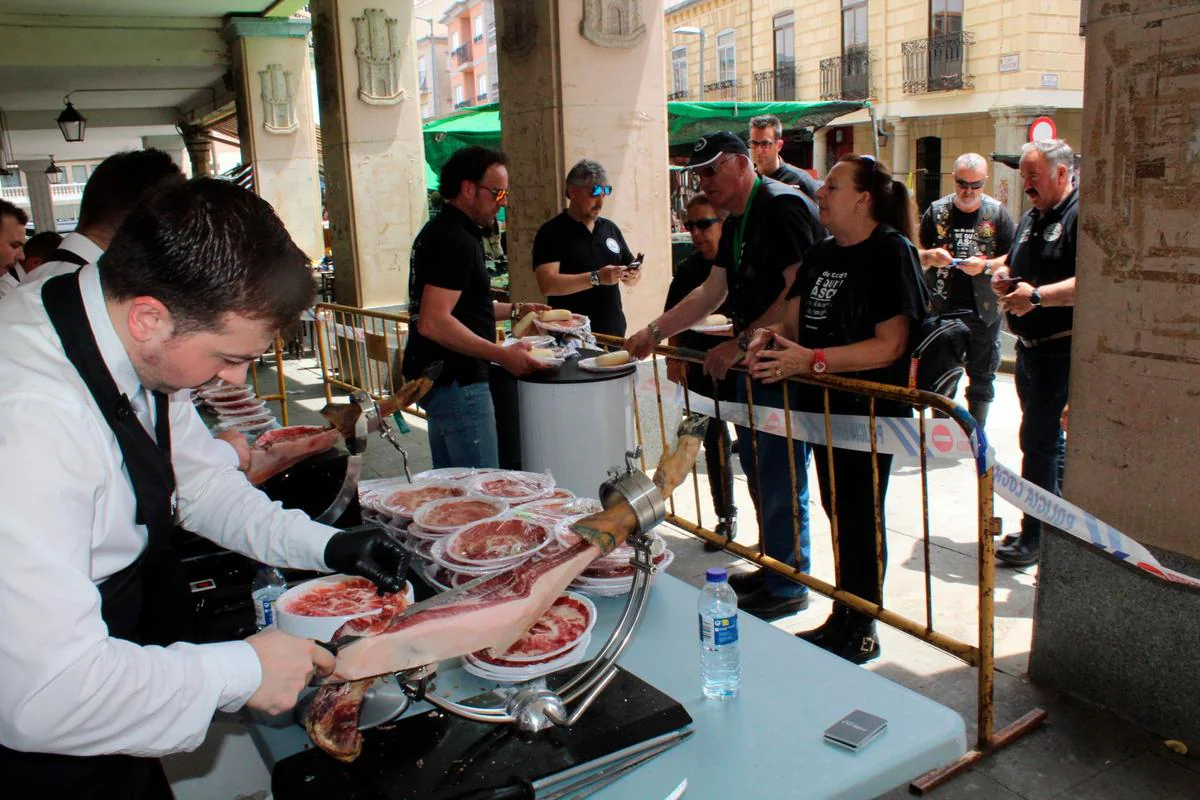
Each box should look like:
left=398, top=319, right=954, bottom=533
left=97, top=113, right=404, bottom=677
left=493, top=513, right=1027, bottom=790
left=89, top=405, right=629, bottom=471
left=533, top=159, right=641, bottom=337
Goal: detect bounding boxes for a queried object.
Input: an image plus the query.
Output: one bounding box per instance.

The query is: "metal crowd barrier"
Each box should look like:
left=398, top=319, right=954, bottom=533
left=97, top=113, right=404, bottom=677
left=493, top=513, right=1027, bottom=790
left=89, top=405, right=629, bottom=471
left=593, top=332, right=1046, bottom=794
left=250, top=335, right=290, bottom=426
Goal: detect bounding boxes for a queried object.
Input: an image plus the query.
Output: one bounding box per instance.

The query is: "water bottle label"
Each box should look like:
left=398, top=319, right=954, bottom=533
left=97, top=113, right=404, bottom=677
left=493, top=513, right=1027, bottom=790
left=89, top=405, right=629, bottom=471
left=253, top=589, right=281, bottom=629
left=699, top=614, right=739, bottom=647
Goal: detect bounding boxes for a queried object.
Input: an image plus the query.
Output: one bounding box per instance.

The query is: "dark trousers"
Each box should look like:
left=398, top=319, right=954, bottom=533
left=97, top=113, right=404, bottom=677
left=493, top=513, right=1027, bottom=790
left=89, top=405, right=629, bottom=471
left=702, top=419, right=735, bottom=520
left=814, top=447, right=894, bottom=626
left=1014, top=339, right=1071, bottom=541
left=964, top=315, right=1003, bottom=404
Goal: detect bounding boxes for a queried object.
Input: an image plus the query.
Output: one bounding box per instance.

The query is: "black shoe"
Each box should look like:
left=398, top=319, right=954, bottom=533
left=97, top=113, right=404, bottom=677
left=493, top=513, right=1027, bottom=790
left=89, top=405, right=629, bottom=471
left=997, top=536, right=1040, bottom=566
left=728, top=569, right=764, bottom=596
left=704, top=516, right=737, bottom=552
left=739, top=587, right=809, bottom=621
left=822, top=621, right=881, bottom=665
left=796, top=608, right=848, bottom=647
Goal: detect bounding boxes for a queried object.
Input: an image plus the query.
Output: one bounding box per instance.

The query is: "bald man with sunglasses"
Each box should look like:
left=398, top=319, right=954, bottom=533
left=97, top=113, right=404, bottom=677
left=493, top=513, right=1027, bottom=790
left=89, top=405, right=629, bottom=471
left=917, top=153, right=1016, bottom=428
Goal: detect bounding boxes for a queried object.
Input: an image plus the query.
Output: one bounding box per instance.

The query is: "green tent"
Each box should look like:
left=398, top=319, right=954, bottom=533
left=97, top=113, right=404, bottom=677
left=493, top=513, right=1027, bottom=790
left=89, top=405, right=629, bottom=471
left=422, top=99, right=869, bottom=188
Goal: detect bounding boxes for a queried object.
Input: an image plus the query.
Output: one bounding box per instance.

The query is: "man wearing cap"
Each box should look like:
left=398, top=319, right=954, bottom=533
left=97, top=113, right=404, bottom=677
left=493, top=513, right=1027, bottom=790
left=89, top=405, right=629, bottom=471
left=533, top=159, right=641, bottom=338
left=626, top=132, right=824, bottom=620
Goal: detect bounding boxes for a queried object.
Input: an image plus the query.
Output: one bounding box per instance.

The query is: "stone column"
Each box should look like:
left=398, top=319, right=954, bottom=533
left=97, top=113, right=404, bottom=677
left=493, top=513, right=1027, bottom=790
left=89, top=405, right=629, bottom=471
left=225, top=17, right=324, bottom=265
left=311, top=0, right=427, bottom=309
left=141, top=134, right=187, bottom=171
left=17, top=160, right=55, bottom=233
left=495, top=0, right=671, bottom=332
left=890, top=118, right=911, bottom=187
left=990, top=106, right=1054, bottom=220
left=182, top=125, right=216, bottom=178
left=811, top=127, right=828, bottom=179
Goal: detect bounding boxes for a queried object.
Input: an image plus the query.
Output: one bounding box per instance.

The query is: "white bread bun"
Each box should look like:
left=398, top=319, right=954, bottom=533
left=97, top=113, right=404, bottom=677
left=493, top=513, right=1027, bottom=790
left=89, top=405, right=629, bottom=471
left=540, top=309, right=573, bottom=322
left=595, top=350, right=631, bottom=367
left=512, top=311, right=539, bottom=338
left=701, top=314, right=730, bottom=327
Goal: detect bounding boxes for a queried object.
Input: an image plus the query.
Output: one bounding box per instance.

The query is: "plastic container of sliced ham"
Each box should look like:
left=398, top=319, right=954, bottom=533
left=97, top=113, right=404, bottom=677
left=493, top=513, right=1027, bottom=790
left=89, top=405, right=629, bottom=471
left=469, top=471, right=556, bottom=504
left=199, top=382, right=254, bottom=400
left=412, top=495, right=509, bottom=534
left=427, top=536, right=527, bottom=575
left=275, top=574, right=415, bottom=641
left=518, top=496, right=601, bottom=525
left=215, top=402, right=270, bottom=419
left=218, top=414, right=277, bottom=433
left=443, top=516, right=555, bottom=566
left=379, top=481, right=467, bottom=519
left=461, top=634, right=590, bottom=683
left=411, top=467, right=498, bottom=485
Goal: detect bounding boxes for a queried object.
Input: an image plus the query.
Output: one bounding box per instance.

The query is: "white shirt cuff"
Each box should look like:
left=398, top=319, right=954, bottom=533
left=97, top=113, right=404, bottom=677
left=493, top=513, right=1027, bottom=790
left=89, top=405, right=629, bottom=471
left=217, top=438, right=242, bottom=469
left=202, top=640, right=264, bottom=712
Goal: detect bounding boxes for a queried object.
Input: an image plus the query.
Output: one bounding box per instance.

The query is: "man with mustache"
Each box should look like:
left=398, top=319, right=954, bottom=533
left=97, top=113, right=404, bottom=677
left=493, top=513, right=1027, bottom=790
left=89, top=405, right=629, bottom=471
left=984, top=139, right=1078, bottom=567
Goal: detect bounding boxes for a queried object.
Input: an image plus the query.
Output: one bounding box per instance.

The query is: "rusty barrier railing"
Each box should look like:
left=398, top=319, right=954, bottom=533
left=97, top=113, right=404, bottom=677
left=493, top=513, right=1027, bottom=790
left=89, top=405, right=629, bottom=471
left=593, top=332, right=1046, bottom=794
left=249, top=335, right=290, bottom=426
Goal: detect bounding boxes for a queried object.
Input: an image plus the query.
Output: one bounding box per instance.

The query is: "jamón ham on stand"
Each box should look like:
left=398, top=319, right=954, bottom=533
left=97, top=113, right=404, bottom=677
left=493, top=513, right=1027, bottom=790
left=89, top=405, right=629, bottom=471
left=304, top=415, right=709, bottom=762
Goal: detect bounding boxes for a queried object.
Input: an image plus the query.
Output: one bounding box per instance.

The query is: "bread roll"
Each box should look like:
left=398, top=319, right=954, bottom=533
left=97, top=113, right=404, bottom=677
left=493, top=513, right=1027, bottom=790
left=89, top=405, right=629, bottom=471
left=512, top=311, right=539, bottom=338
left=529, top=348, right=556, bottom=360
left=595, top=350, right=631, bottom=367
left=540, top=309, right=573, bottom=322
left=701, top=314, right=730, bottom=327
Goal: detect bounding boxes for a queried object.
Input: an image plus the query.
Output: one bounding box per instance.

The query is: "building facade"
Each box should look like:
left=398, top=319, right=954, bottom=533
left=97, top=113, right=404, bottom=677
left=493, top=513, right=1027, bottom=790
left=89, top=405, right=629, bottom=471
left=441, top=0, right=499, bottom=112
left=664, top=0, right=1086, bottom=218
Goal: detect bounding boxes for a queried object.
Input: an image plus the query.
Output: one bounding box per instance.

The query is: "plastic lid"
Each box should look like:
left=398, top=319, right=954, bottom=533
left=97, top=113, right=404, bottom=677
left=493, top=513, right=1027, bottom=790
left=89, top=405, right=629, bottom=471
left=706, top=567, right=728, bottom=583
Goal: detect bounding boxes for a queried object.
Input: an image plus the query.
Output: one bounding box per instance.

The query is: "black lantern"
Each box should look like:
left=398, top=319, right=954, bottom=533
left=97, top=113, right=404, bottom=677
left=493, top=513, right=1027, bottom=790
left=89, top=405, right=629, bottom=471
left=45, top=156, right=66, bottom=185
left=56, top=99, right=86, bottom=143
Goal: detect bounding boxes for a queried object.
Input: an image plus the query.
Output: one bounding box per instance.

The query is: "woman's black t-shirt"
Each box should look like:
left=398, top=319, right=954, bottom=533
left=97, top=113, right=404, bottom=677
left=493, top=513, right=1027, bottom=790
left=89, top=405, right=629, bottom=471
left=786, top=224, right=928, bottom=415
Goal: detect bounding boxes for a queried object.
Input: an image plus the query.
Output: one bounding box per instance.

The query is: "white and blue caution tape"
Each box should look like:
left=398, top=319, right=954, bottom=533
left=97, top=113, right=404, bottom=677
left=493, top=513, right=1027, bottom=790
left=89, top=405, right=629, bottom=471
left=663, top=377, right=1200, bottom=590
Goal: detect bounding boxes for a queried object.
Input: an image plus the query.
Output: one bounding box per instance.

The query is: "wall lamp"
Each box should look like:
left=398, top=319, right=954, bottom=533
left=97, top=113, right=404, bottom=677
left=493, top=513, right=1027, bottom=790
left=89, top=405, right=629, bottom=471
left=57, top=86, right=220, bottom=143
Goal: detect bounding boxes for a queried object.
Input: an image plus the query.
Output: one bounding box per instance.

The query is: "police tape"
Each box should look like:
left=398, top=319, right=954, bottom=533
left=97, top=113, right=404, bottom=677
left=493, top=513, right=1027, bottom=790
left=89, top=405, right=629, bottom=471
left=668, top=380, right=1200, bottom=590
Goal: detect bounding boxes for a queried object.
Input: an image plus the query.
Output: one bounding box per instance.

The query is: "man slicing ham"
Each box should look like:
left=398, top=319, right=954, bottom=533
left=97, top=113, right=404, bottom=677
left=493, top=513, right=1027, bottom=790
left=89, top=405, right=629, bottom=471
left=0, top=179, right=409, bottom=798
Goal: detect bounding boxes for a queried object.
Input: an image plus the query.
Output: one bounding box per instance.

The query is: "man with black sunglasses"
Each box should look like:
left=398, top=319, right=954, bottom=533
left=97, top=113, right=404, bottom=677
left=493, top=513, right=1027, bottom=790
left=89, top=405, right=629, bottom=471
left=917, top=152, right=1016, bottom=428
left=533, top=159, right=640, bottom=337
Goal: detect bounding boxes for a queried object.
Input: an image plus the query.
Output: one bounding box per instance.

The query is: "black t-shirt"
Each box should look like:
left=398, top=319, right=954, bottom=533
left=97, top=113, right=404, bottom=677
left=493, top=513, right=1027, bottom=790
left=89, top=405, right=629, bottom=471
left=402, top=205, right=495, bottom=387
left=665, top=252, right=736, bottom=401
left=769, top=161, right=823, bottom=202
left=787, top=225, right=928, bottom=414
left=532, top=212, right=633, bottom=337
left=1006, top=189, right=1078, bottom=340
left=919, top=204, right=982, bottom=311
left=717, top=177, right=825, bottom=333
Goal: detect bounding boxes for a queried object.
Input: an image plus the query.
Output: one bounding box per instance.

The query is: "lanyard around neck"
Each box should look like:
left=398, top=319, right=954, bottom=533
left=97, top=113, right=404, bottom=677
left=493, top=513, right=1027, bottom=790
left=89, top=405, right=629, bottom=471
left=730, top=178, right=761, bottom=277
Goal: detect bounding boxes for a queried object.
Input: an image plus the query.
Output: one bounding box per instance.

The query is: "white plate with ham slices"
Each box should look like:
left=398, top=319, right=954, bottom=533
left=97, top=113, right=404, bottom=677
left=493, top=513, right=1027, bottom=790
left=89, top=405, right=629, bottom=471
left=276, top=574, right=415, bottom=641
left=443, top=516, right=555, bottom=566
left=379, top=481, right=468, bottom=519
left=411, top=467, right=498, bottom=485
left=252, top=425, right=338, bottom=449
left=460, top=593, right=597, bottom=681
left=412, top=495, right=509, bottom=534
left=217, top=414, right=277, bottom=433
left=469, top=471, right=555, bottom=504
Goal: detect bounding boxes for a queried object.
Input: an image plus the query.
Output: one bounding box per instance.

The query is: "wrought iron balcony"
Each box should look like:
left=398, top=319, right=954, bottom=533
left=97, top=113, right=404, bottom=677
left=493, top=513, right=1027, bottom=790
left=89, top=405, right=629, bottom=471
left=451, top=43, right=472, bottom=66
left=453, top=98, right=474, bottom=110
left=702, top=79, right=739, bottom=101
left=667, top=89, right=689, bottom=101
left=819, top=48, right=872, bottom=101
left=902, top=31, right=974, bottom=94
left=753, top=66, right=798, bottom=102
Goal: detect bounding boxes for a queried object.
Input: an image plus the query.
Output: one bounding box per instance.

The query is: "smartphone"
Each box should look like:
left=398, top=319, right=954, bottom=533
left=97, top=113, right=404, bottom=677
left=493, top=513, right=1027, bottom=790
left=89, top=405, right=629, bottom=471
left=626, top=252, right=645, bottom=271
left=948, top=258, right=965, bottom=269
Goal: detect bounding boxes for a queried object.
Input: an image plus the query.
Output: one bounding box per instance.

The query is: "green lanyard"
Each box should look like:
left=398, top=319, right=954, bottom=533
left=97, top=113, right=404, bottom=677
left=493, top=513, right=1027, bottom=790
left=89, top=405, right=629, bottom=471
left=730, top=177, right=761, bottom=277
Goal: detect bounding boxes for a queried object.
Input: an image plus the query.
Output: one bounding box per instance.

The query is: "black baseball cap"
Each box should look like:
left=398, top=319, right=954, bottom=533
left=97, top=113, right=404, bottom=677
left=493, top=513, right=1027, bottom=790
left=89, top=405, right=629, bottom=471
left=687, top=131, right=750, bottom=169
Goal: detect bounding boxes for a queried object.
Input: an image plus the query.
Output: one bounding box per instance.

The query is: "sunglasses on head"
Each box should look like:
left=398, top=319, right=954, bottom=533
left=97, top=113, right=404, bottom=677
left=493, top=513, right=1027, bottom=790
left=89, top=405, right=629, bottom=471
left=684, top=217, right=720, bottom=232
left=955, top=178, right=986, bottom=190
left=479, top=185, right=509, bottom=203
left=589, top=184, right=613, bottom=197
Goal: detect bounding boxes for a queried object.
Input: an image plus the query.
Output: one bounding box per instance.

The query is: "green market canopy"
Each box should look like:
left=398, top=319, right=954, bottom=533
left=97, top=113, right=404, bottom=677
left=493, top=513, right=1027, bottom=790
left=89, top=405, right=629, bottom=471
left=423, top=100, right=868, bottom=190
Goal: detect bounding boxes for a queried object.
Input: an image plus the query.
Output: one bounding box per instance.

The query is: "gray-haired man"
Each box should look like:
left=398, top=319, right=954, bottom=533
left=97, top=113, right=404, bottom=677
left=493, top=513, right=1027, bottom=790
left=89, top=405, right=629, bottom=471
left=533, top=159, right=641, bottom=336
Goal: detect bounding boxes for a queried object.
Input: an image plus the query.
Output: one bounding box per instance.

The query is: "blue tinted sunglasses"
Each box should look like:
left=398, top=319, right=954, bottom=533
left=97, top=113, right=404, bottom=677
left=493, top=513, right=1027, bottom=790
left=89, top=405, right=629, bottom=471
left=590, top=184, right=613, bottom=197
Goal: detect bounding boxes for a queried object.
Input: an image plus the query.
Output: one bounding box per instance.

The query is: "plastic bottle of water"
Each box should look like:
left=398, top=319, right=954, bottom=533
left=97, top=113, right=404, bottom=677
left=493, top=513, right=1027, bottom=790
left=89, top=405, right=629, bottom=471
left=251, top=566, right=288, bottom=631
left=698, top=567, right=741, bottom=700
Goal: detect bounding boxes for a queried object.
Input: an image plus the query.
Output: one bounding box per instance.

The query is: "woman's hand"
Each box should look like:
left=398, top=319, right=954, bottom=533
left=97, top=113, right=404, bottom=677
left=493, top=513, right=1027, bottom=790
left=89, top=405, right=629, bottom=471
left=747, top=334, right=814, bottom=384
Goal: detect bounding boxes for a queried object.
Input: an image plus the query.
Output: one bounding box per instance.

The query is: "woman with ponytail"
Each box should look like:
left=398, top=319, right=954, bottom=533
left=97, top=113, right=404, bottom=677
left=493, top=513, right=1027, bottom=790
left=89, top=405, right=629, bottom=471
left=744, top=153, right=929, bottom=664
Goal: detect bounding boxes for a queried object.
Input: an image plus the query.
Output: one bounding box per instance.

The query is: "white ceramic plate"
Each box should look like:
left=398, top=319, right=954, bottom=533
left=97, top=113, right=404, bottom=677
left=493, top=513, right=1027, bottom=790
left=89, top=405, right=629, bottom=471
left=577, top=356, right=636, bottom=373
left=689, top=323, right=734, bottom=335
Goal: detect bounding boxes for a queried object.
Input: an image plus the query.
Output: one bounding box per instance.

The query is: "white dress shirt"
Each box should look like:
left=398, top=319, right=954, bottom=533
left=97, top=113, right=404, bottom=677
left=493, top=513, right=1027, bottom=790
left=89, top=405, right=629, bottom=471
left=0, top=262, right=26, bottom=301
left=29, top=231, right=104, bottom=281
left=0, top=263, right=338, bottom=758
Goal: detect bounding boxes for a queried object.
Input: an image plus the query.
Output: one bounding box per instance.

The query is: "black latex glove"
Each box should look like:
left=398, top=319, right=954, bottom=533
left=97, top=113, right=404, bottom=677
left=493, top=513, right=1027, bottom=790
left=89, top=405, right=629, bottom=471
left=323, top=524, right=411, bottom=595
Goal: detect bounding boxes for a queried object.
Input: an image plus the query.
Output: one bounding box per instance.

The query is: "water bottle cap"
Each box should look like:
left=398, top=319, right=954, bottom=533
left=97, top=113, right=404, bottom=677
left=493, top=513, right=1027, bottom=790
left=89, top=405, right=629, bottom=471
left=706, top=567, right=728, bottom=583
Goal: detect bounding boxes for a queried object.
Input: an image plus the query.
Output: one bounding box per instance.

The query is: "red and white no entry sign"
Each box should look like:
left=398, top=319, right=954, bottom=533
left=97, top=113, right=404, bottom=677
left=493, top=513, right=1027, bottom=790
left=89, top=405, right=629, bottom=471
left=1029, top=116, right=1057, bottom=142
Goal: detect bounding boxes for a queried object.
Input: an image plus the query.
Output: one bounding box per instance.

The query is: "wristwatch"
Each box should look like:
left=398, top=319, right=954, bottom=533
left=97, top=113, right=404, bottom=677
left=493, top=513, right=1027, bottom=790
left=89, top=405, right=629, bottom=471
left=811, top=349, right=828, bottom=374
left=510, top=303, right=522, bottom=321
left=589, top=270, right=600, bottom=287
left=1030, top=288, right=1042, bottom=307
left=737, top=331, right=752, bottom=352
left=647, top=320, right=665, bottom=344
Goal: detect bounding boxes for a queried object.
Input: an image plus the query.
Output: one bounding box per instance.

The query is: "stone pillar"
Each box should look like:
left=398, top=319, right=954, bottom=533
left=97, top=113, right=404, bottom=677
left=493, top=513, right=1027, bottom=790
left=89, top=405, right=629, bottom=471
left=990, top=106, right=1054, bottom=220
left=182, top=126, right=216, bottom=178
left=495, top=0, right=671, bottom=332
left=225, top=17, right=324, bottom=265
left=17, top=160, right=55, bottom=233
left=141, top=134, right=187, bottom=171
left=890, top=118, right=911, bottom=187
left=811, top=128, right=827, bottom=179
left=311, top=0, right=427, bottom=309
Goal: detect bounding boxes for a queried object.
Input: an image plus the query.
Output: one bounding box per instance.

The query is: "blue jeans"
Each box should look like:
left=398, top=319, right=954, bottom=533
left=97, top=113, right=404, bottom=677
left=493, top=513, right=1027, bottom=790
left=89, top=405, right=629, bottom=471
left=421, top=381, right=500, bottom=470
left=1014, top=339, right=1071, bottom=541
left=735, top=379, right=811, bottom=598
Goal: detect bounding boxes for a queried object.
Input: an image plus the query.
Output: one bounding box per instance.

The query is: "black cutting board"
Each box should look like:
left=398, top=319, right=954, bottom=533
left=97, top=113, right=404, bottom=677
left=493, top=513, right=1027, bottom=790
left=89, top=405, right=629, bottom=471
left=272, top=663, right=692, bottom=800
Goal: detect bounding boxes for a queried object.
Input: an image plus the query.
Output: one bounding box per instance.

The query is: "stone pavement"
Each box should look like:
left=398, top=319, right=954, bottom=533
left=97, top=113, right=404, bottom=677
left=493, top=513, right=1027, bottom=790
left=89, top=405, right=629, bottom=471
left=265, top=351, right=1199, bottom=799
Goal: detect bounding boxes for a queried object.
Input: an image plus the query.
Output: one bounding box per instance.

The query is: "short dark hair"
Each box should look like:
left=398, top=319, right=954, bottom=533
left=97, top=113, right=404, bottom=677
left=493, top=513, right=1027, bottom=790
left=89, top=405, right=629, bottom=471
left=99, top=178, right=314, bottom=335
left=0, top=199, right=29, bottom=227
left=439, top=146, right=507, bottom=200
left=839, top=154, right=917, bottom=242
left=78, top=149, right=185, bottom=232
left=21, top=231, right=62, bottom=262
left=749, top=114, right=783, bottom=139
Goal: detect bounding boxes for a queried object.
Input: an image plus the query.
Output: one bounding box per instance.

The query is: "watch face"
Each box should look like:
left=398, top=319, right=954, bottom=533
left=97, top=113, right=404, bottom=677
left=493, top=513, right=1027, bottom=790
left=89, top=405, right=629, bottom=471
left=812, top=360, right=827, bottom=374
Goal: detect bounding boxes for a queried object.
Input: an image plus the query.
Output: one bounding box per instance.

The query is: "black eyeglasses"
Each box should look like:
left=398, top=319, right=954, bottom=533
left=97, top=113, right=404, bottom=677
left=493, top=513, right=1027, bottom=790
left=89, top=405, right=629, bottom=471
left=748, top=139, right=776, bottom=149
left=955, top=178, right=986, bottom=190
left=684, top=217, right=721, bottom=232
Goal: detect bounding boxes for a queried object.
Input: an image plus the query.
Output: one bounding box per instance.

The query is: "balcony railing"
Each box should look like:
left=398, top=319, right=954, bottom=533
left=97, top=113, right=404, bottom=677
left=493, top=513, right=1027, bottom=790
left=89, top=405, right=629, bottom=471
left=454, top=98, right=474, bottom=110
left=0, top=181, right=88, bottom=205
left=476, top=92, right=488, bottom=101
left=702, top=79, right=739, bottom=101
left=902, top=31, right=974, bottom=94
left=819, top=47, right=872, bottom=101
left=451, top=43, right=472, bottom=66
left=753, top=66, right=799, bottom=102
left=667, top=89, right=689, bottom=101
